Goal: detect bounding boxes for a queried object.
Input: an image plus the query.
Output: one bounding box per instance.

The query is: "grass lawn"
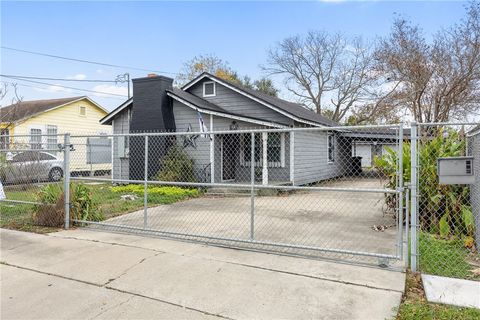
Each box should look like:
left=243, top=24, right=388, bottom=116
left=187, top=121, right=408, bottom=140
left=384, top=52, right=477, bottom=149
left=419, top=232, right=480, bottom=280
left=0, top=182, right=200, bottom=233
left=396, top=272, right=480, bottom=320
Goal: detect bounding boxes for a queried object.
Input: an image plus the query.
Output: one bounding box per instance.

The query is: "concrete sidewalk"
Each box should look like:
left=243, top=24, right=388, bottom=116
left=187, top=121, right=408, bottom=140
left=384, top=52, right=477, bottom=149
left=1, top=229, right=405, bottom=319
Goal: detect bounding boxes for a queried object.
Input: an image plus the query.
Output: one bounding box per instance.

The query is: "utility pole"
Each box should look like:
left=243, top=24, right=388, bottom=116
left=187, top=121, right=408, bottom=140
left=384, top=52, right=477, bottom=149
left=116, top=73, right=131, bottom=99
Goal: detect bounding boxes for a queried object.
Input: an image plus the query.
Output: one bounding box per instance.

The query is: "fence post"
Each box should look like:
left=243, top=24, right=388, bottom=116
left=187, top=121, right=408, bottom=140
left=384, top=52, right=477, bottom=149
left=63, top=133, right=71, bottom=229
left=405, top=185, right=410, bottom=269
left=143, top=135, right=149, bottom=229
left=410, top=122, right=418, bottom=272
left=250, top=132, right=255, bottom=240
left=397, top=123, right=404, bottom=260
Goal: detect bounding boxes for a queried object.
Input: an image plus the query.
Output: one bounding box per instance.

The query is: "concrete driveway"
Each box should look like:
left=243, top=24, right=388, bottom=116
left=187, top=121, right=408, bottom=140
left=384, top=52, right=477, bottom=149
left=104, top=178, right=398, bottom=264
left=1, top=228, right=404, bottom=319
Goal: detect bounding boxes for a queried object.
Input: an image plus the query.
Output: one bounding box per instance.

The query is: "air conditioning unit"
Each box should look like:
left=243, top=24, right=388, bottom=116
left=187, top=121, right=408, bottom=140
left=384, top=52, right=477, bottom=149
left=437, top=156, right=474, bottom=185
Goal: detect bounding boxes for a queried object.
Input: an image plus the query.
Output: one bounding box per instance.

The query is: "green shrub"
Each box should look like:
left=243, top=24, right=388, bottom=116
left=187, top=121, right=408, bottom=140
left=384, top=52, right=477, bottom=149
left=111, top=184, right=199, bottom=198
left=33, top=183, right=103, bottom=227
left=156, top=145, right=196, bottom=182
left=374, top=128, right=473, bottom=238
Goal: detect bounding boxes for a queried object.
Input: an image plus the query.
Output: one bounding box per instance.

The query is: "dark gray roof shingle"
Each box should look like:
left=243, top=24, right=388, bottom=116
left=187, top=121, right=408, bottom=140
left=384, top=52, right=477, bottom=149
left=195, top=73, right=338, bottom=127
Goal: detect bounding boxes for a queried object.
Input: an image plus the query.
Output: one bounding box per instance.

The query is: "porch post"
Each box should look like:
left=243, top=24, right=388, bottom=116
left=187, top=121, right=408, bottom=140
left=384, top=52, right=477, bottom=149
left=290, top=131, right=294, bottom=185
left=210, top=114, right=215, bottom=183
left=262, top=132, right=268, bottom=185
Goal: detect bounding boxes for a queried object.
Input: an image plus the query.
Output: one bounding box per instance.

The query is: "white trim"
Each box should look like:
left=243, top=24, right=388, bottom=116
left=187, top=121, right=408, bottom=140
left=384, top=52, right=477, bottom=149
left=100, top=98, right=133, bottom=125
left=262, top=132, right=268, bottom=185
left=209, top=114, right=215, bottom=183
left=28, top=125, right=44, bottom=149
left=203, top=81, right=216, bottom=97
left=167, top=92, right=286, bottom=129
left=182, top=74, right=325, bottom=127
left=280, top=132, right=286, bottom=168
left=290, top=131, right=294, bottom=184
left=111, top=119, right=115, bottom=182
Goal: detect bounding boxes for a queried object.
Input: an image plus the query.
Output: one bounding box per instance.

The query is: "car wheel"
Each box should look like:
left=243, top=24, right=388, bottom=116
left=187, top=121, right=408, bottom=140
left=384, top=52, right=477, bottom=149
left=49, top=167, right=63, bottom=182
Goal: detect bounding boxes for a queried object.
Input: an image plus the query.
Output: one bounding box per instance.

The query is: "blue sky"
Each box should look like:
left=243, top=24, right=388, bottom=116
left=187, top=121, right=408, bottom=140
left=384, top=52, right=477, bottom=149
left=1, top=1, right=470, bottom=110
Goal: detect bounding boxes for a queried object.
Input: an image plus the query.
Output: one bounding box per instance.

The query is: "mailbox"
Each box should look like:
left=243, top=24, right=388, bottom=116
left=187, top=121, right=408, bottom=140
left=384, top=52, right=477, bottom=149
left=437, top=156, right=474, bottom=185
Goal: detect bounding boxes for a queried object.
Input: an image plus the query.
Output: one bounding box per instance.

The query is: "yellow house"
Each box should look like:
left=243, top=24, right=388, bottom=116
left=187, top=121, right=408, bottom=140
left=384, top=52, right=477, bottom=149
left=0, top=96, right=111, bottom=172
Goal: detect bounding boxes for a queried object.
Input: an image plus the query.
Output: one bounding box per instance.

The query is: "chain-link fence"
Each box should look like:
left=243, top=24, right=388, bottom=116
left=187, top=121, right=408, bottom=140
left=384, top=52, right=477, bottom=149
left=411, top=123, right=480, bottom=280
left=3, top=122, right=479, bottom=275
left=61, top=125, right=405, bottom=267
left=0, top=133, right=66, bottom=231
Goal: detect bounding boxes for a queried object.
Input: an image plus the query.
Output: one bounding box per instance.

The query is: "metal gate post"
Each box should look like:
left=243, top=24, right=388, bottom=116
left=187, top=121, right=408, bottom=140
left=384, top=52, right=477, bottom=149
left=63, top=133, right=71, bottom=229
left=405, top=185, right=410, bottom=268
left=250, top=132, right=255, bottom=240
left=143, top=135, right=149, bottom=229
left=397, top=123, right=404, bottom=260
left=410, top=122, right=418, bottom=272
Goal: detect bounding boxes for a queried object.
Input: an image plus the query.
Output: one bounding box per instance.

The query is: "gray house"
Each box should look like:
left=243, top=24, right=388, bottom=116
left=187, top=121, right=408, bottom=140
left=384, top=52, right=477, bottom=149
left=100, top=73, right=397, bottom=186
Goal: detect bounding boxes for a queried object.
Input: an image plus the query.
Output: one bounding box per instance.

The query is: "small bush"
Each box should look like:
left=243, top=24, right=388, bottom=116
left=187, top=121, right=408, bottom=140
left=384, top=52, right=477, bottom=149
left=33, top=183, right=103, bottom=227
left=156, top=145, right=196, bottom=182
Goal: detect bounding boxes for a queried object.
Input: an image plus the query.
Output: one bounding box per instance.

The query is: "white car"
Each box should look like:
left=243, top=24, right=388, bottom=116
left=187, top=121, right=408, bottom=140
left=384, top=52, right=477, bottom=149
left=1, top=151, right=64, bottom=184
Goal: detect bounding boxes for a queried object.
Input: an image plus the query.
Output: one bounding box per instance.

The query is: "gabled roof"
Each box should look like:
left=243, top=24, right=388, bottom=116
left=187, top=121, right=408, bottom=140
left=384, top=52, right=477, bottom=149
left=99, top=97, right=133, bottom=125
left=0, top=96, right=108, bottom=123
left=167, top=88, right=286, bottom=128
left=182, top=72, right=338, bottom=127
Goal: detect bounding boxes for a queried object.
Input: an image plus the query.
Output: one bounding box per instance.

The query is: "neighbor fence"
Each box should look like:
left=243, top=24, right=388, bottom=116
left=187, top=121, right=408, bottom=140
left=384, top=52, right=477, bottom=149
left=1, top=123, right=479, bottom=278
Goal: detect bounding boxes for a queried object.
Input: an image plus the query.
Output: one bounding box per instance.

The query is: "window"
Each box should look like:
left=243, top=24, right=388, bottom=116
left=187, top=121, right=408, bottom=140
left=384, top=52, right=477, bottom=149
left=328, top=133, right=335, bottom=163
left=30, top=128, right=42, bottom=149
left=46, top=125, right=58, bottom=153
left=79, top=106, right=86, bottom=116
left=203, top=81, right=216, bottom=97
left=241, top=132, right=285, bottom=167
left=0, top=128, right=9, bottom=150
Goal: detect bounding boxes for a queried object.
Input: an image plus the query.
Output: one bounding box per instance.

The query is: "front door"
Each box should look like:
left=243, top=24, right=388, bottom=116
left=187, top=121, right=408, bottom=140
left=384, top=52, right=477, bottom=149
left=222, top=134, right=238, bottom=181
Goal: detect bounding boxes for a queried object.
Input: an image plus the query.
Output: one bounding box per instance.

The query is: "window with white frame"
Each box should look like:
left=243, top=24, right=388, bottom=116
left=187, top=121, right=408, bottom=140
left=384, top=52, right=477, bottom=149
left=30, top=128, right=42, bottom=149
left=46, top=125, right=58, bottom=153
left=328, top=133, right=335, bottom=163
left=241, top=132, right=285, bottom=167
left=0, top=128, right=9, bottom=150
left=203, top=81, right=216, bottom=97
left=79, top=106, right=86, bottom=116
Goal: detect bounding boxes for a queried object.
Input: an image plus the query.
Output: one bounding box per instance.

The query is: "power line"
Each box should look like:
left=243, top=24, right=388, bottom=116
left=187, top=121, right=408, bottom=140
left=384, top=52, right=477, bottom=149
left=0, top=81, right=126, bottom=101
left=0, top=74, right=119, bottom=83
left=1, top=46, right=178, bottom=75
left=1, top=76, right=128, bottom=98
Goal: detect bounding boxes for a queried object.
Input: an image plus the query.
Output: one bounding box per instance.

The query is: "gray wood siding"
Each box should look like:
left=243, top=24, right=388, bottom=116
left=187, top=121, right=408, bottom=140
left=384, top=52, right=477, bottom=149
left=293, top=131, right=349, bottom=185
left=112, top=108, right=130, bottom=180
left=172, top=100, right=211, bottom=182
left=188, top=79, right=294, bottom=126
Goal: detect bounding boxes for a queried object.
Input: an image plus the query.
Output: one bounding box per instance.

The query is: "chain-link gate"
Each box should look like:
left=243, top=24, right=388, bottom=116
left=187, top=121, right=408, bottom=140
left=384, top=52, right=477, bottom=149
left=59, top=125, right=404, bottom=267
left=410, top=122, right=480, bottom=281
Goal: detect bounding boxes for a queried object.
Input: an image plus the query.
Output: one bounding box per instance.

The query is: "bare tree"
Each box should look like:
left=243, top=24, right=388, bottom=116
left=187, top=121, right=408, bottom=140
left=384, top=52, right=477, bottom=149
left=374, top=2, right=480, bottom=123
left=263, top=31, right=380, bottom=122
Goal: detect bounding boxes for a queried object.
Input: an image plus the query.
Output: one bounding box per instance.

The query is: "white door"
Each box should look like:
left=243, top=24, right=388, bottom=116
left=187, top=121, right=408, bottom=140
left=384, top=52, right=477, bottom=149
left=355, top=144, right=372, bottom=167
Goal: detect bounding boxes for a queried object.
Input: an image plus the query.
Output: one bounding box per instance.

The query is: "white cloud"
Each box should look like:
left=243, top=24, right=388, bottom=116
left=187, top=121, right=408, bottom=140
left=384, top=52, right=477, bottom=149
left=33, top=84, right=71, bottom=93
left=67, top=74, right=87, bottom=80
left=96, top=69, right=104, bottom=74
left=92, top=84, right=128, bottom=97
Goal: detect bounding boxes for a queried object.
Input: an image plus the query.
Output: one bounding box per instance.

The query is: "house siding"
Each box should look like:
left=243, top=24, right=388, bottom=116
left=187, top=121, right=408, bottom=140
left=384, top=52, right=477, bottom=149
left=187, top=79, right=294, bottom=126
left=172, top=100, right=290, bottom=183
left=10, top=99, right=110, bottom=171
left=293, top=130, right=350, bottom=185
left=111, top=108, right=130, bottom=180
